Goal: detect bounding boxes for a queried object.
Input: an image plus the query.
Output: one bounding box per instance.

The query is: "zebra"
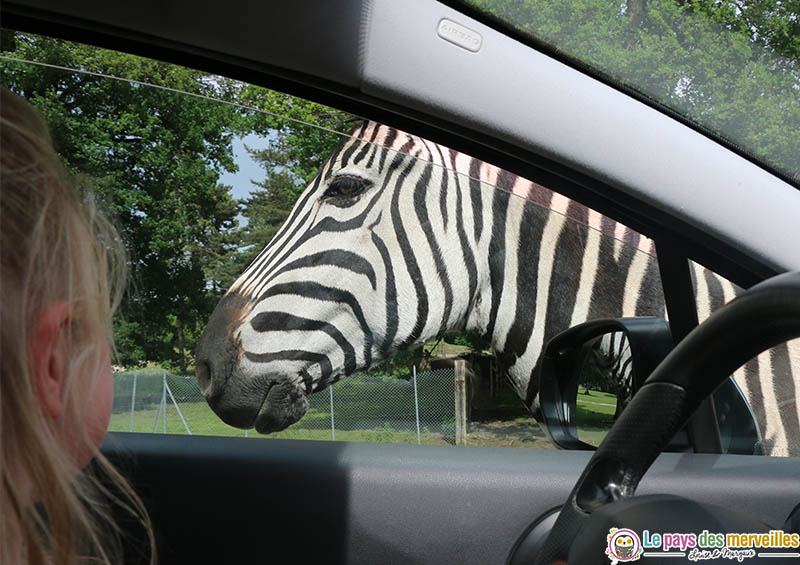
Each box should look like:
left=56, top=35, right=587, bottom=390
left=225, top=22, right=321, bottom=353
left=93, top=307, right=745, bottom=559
left=196, top=120, right=800, bottom=456
left=582, top=331, right=634, bottom=421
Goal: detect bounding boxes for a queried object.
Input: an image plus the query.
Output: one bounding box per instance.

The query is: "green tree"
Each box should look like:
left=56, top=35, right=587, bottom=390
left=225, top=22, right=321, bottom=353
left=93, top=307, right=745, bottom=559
left=445, top=332, right=491, bottom=353
left=366, top=348, right=426, bottom=380
left=231, top=96, right=356, bottom=273
left=1, top=33, right=244, bottom=372
left=676, top=0, right=800, bottom=63
left=236, top=156, right=297, bottom=268
left=1, top=31, right=367, bottom=373
left=239, top=86, right=354, bottom=198
left=469, top=0, right=800, bottom=180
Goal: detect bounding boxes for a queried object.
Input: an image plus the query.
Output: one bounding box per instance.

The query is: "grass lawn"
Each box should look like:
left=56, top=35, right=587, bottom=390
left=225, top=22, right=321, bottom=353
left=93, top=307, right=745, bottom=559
left=110, top=368, right=562, bottom=449
left=576, top=387, right=617, bottom=446
left=109, top=399, right=457, bottom=445
left=109, top=398, right=556, bottom=449
left=425, top=340, right=474, bottom=358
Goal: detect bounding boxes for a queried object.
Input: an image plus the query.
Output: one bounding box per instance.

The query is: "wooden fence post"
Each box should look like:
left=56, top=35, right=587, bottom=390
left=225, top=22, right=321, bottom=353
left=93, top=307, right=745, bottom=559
left=489, top=345, right=497, bottom=399
left=129, top=372, right=137, bottom=432
left=455, top=360, right=467, bottom=445
left=489, top=356, right=494, bottom=399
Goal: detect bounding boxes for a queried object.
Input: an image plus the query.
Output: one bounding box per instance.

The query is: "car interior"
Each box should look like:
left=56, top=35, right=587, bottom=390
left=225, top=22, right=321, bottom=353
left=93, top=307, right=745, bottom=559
left=3, top=1, right=799, bottom=563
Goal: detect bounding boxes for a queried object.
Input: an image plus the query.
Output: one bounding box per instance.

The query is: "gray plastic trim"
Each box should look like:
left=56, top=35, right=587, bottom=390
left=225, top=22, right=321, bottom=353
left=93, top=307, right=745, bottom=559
left=5, top=0, right=368, bottom=86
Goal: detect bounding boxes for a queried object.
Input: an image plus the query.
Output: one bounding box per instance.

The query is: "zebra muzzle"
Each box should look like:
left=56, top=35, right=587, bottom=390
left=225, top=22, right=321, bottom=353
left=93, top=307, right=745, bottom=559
left=254, top=379, right=310, bottom=434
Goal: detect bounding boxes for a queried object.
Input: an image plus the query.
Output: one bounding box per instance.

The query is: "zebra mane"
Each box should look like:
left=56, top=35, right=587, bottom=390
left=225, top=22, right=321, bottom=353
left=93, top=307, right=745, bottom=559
left=349, top=120, right=655, bottom=256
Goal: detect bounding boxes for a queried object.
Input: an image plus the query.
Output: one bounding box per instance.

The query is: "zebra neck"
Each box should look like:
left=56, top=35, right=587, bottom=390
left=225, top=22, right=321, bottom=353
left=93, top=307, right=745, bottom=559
left=473, top=194, right=582, bottom=412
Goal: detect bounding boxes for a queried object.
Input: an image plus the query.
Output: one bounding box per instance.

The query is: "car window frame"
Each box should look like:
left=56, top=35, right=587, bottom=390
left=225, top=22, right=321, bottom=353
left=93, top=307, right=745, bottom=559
left=2, top=0, right=792, bottom=456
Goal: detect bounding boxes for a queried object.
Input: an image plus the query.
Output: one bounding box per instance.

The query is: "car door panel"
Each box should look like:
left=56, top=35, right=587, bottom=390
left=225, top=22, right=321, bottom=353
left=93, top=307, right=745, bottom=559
left=103, top=433, right=800, bottom=564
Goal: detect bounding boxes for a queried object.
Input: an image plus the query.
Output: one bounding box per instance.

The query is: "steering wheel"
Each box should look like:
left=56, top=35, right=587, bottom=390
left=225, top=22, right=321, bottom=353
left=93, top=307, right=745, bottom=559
left=534, top=271, right=800, bottom=565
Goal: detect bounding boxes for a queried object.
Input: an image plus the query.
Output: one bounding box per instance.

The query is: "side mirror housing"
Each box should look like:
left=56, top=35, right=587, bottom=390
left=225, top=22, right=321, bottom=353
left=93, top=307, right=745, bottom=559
left=538, top=317, right=761, bottom=455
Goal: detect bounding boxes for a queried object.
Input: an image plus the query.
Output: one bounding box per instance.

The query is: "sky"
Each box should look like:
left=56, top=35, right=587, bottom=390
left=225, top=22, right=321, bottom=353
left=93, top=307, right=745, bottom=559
left=218, top=132, right=272, bottom=227
left=218, top=132, right=272, bottom=201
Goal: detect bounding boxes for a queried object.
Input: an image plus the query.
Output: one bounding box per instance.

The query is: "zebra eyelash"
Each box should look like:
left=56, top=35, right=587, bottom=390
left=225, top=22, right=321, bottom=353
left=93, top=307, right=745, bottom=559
left=322, top=175, right=371, bottom=203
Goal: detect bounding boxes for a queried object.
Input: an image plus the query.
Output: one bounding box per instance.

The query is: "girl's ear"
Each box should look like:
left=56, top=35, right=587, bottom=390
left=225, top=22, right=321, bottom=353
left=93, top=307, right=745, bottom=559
left=31, top=301, right=72, bottom=420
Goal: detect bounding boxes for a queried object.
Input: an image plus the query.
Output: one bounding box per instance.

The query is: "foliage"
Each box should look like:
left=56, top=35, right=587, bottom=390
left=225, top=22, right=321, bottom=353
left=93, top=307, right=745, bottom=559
left=578, top=354, right=617, bottom=394
left=230, top=89, right=354, bottom=274
left=234, top=150, right=302, bottom=270
left=0, top=32, right=473, bottom=379
left=365, top=347, right=425, bottom=379
left=467, top=0, right=800, bottom=180
left=444, top=332, right=491, bottom=353
left=0, top=33, right=354, bottom=372
left=238, top=86, right=354, bottom=199
left=1, top=33, right=243, bottom=371
left=366, top=423, right=397, bottom=443
left=677, top=0, right=800, bottom=62
left=112, top=369, right=169, bottom=412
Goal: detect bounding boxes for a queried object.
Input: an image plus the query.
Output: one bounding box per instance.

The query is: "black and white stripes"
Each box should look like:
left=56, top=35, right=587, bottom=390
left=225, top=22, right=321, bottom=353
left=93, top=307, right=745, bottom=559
left=196, top=121, right=798, bottom=455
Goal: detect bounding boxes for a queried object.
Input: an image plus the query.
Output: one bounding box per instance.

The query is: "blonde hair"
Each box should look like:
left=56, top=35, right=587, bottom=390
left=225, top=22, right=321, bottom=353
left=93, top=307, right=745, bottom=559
left=1, top=86, right=155, bottom=564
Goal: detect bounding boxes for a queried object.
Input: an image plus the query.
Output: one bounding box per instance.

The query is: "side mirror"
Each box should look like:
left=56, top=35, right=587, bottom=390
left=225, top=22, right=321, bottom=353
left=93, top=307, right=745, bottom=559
left=538, top=317, right=762, bottom=455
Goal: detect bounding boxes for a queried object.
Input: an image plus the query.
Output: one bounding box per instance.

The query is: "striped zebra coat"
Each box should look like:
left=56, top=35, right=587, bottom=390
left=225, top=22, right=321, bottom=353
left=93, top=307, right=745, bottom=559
left=196, top=121, right=799, bottom=456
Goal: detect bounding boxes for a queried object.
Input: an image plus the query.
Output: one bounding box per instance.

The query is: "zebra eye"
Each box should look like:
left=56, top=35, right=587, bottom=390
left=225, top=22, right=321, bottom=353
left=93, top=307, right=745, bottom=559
left=323, top=176, right=370, bottom=200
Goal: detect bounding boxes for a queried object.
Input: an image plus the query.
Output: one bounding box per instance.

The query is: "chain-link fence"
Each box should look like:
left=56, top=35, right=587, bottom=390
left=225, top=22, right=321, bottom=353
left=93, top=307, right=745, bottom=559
left=110, top=368, right=460, bottom=445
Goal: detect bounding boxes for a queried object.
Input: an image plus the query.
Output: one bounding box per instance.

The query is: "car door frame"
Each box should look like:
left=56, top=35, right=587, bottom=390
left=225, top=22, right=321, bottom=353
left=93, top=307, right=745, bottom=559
left=3, top=1, right=799, bottom=563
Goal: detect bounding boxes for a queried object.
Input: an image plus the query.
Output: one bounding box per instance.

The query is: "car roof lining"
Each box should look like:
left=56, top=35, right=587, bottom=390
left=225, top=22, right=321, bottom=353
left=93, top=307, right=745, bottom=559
left=3, top=0, right=797, bottom=288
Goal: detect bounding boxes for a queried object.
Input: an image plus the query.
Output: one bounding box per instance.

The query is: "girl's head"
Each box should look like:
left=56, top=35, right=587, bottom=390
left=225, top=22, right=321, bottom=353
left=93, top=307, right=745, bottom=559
left=1, top=86, right=152, bottom=563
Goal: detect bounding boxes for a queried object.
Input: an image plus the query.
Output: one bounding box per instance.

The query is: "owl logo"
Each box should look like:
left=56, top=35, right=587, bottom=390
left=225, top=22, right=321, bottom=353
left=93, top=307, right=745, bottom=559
left=605, top=528, right=643, bottom=563
left=615, top=534, right=635, bottom=558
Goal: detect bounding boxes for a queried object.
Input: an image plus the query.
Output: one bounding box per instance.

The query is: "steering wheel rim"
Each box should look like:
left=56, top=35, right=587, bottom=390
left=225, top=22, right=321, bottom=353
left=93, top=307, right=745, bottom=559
left=535, top=271, right=800, bottom=564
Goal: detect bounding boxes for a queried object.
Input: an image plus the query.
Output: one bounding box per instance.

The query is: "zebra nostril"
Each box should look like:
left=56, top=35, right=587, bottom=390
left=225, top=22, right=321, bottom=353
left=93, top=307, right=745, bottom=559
left=196, top=289, right=248, bottom=392
left=195, top=358, right=212, bottom=395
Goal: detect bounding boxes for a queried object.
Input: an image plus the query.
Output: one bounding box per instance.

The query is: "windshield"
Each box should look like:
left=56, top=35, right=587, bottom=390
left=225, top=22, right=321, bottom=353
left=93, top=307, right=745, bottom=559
left=463, top=0, right=800, bottom=184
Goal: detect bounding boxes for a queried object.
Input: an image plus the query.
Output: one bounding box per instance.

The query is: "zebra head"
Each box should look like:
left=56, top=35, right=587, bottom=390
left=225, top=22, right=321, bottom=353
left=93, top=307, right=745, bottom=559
left=196, top=121, right=506, bottom=433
